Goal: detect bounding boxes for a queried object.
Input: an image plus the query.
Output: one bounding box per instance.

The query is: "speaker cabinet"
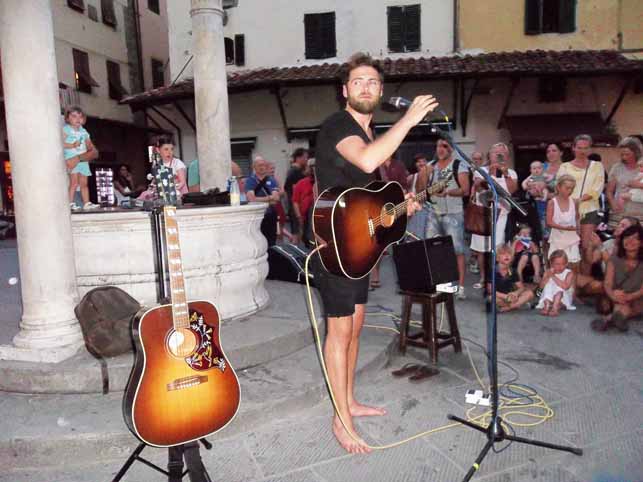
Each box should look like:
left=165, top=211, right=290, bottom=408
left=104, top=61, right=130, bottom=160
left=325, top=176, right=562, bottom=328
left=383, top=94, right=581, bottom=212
left=393, top=236, right=459, bottom=293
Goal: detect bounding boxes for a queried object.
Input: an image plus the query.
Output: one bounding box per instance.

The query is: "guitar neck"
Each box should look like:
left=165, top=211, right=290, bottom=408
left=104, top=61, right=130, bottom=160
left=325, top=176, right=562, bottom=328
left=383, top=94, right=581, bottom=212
left=163, top=206, right=190, bottom=329
left=389, top=179, right=447, bottom=221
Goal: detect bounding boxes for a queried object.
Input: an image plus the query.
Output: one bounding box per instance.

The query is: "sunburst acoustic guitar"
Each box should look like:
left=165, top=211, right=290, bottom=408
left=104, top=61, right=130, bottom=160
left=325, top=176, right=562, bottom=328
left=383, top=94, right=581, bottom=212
left=123, top=164, right=240, bottom=448
left=312, top=174, right=452, bottom=279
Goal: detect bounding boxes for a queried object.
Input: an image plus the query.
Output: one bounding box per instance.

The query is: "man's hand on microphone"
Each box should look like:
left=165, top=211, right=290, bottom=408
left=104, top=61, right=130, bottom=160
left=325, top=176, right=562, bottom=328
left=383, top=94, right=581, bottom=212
left=401, top=95, right=439, bottom=128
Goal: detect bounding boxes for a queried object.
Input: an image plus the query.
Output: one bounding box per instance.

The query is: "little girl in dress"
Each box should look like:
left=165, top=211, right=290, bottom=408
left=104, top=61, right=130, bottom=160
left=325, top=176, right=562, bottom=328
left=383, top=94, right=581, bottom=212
left=546, top=175, right=580, bottom=267
left=536, top=250, right=575, bottom=316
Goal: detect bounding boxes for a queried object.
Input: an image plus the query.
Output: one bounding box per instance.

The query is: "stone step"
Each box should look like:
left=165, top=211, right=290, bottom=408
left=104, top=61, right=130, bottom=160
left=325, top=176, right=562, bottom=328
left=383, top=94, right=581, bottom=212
left=0, top=329, right=391, bottom=472
left=0, top=281, right=318, bottom=394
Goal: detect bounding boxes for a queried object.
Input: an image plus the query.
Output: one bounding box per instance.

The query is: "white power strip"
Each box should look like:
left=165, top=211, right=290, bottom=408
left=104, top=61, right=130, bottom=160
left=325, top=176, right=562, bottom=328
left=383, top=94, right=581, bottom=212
left=465, top=389, right=490, bottom=406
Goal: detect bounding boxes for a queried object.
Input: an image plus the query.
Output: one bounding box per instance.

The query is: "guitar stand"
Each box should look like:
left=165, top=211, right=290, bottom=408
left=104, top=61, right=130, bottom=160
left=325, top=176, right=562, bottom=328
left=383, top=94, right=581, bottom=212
left=111, top=438, right=213, bottom=482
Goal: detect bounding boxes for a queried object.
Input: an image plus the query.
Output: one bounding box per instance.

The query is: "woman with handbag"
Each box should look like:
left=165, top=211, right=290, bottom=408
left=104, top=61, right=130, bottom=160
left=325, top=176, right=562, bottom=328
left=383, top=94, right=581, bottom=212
left=556, top=134, right=606, bottom=267
left=469, top=143, right=518, bottom=289
left=590, top=224, right=643, bottom=332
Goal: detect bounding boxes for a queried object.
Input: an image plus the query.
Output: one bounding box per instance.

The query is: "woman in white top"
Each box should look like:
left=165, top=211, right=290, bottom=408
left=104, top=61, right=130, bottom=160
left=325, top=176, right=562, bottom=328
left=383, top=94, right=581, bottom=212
left=470, top=143, right=518, bottom=289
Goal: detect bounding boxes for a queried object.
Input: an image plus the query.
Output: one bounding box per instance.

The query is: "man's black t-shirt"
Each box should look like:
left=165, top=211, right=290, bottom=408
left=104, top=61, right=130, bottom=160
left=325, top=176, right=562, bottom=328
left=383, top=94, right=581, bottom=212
left=284, top=166, right=305, bottom=199
left=315, top=110, right=374, bottom=192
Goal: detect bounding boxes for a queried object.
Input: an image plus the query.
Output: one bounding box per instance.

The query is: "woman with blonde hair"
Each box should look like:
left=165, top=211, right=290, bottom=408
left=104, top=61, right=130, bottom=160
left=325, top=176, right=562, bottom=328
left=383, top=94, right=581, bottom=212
left=606, top=136, right=643, bottom=228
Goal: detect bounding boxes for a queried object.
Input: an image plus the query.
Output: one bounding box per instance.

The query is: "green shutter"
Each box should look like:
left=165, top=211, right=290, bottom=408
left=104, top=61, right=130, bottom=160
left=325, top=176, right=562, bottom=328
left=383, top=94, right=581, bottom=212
left=234, top=34, right=245, bottom=66
left=320, top=12, right=336, bottom=58
left=388, top=6, right=404, bottom=53
left=558, top=0, right=576, bottom=33
left=525, top=0, right=541, bottom=35
left=404, top=5, right=421, bottom=51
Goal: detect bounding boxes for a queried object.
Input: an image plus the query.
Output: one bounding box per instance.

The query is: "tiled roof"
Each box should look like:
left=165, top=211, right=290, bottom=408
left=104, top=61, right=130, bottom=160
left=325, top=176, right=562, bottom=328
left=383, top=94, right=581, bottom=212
left=121, top=50, right=643, bottom=108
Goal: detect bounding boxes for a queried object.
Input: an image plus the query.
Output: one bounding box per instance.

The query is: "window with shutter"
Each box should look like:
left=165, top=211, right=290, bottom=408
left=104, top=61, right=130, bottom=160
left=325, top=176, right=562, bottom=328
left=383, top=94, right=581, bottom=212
left=387, top=5, right=421, bottom=53
left=524, top=0, right=576, bottom=35
left=106, top=61, right=128, bottom=100
left=101, top=0, right=117, bottom=28
left=234, top=34, right=245, bottom=66
left=73, top=49, right=99, bottom=94
left=151, top=58, right=164, bottom=89
left=304, top=12, right=336, bottom=60
left=67, top=0, right=85, bottom=13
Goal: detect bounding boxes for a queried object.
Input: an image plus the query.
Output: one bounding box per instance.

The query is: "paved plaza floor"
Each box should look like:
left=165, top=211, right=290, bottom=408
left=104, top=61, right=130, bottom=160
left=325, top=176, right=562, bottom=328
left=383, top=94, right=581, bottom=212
left=0, top=240, right=641, bottom=481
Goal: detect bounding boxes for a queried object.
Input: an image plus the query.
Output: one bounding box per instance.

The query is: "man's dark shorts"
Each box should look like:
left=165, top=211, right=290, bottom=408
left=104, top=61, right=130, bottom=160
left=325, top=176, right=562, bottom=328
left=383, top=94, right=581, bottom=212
left=312, top=255, right=369, bottom=318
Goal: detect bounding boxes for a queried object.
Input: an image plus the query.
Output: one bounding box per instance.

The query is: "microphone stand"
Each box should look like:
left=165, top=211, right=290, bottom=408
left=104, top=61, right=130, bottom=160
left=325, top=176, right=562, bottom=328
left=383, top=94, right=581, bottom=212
left=428, top=125, right=582, bottom=481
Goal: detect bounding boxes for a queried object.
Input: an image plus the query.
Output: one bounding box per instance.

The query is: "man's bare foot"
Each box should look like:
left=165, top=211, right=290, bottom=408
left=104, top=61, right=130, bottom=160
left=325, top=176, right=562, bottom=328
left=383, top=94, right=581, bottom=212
left=332, top=417, right=372, bottom=454
left=349, top=402, right=387, bottom=417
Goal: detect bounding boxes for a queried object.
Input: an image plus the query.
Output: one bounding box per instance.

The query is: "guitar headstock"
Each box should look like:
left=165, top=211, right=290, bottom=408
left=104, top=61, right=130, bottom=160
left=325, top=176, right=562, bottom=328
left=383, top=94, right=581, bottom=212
left=150, top=149, right=178, bottom=206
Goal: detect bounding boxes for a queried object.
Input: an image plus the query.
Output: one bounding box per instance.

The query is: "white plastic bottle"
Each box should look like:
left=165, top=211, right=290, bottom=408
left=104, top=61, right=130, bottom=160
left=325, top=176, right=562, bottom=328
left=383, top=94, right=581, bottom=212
left=229, top=176, right=240, bottom=206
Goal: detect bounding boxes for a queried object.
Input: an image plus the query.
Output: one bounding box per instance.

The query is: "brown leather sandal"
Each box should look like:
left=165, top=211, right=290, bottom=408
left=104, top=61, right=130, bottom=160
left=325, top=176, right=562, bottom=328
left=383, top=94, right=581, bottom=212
left=408, top=365, right=440, bottom=383
left=391, top=363, right=422, bottom=378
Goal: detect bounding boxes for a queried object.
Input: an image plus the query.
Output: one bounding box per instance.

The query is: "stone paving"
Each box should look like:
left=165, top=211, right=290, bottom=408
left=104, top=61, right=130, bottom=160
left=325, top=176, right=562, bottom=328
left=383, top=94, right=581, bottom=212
left=0, top=242, right=642, bottom=482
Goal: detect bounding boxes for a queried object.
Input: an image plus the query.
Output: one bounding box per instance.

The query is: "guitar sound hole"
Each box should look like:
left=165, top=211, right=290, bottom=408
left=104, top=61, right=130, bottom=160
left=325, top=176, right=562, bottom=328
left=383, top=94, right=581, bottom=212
left=380, top=202, right=396, bottom=228
left=167, top=328, right=197, bottom=358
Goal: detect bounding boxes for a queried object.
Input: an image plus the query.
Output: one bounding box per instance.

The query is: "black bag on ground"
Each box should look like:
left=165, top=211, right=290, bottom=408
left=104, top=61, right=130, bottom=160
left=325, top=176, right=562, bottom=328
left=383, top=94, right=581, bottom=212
left=75, top=286, right=140, bottom=358
left=74, top=286, right=141, bottom=394
left=267, top=243, right=315, bottom=286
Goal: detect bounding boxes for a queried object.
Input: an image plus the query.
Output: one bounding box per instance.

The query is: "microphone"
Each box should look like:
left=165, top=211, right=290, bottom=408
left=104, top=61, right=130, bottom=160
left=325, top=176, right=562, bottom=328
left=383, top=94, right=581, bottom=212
left=388, top=96, right=449, bottom=126
left=388, top=96, right=413, bottom=109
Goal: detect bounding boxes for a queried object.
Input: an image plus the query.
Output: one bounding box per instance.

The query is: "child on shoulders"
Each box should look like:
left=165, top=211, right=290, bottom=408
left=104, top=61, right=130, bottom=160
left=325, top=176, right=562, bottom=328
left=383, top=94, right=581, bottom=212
left=536, top=250, right=576, bottom=316
left=489, top=244, right=535, bottom=313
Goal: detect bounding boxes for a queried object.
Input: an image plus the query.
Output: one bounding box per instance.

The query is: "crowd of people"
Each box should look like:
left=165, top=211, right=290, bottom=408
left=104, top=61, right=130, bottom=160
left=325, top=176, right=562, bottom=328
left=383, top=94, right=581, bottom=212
left=240, top=132, right=643, bottom=334
left=409, top=133, right=643, bottom=334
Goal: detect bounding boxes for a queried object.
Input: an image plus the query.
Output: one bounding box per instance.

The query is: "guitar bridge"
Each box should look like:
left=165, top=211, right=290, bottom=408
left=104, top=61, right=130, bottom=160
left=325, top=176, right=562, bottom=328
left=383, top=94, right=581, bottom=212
left=167, top=375, right=208, bottom=392
left=367, top=218, right=374, bottom=237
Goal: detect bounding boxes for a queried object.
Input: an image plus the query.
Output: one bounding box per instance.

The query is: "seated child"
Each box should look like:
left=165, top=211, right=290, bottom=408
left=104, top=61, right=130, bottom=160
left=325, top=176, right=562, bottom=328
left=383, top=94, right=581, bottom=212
left=512, top=224, right=541, bottom=283
left=490, top=244, right=535, bottom=313
left=536, top=249, right=576, bottom=316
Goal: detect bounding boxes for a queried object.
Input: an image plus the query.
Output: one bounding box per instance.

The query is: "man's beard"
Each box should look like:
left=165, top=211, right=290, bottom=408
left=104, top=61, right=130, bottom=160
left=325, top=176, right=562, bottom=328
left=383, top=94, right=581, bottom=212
left=347, top=95, right=380, bottom=114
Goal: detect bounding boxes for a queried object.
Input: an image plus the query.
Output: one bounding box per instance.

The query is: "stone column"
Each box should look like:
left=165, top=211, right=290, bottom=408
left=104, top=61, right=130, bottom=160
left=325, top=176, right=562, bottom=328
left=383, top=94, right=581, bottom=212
left=191, top=0, right=232, bottom=191
left=0, top=0, right=84, bottom=362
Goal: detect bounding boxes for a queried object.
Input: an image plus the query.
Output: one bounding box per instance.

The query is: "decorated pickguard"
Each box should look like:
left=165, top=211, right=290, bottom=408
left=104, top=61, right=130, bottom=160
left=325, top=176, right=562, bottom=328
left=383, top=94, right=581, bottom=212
left=184, top=309, right=227, bottom=372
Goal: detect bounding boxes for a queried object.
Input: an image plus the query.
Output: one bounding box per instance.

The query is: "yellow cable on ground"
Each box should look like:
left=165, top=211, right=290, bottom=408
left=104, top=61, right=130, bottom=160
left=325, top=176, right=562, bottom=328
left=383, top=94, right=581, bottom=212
left=303, top=248, right=554, bottom=451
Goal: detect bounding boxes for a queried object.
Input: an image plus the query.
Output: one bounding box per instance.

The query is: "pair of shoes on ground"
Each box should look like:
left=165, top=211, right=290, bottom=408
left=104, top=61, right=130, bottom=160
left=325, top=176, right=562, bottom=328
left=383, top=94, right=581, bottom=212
left=70, top=202, right=99, bottom=211
left=472, top=281, right=484, bottom=290
left=391, top=363, right=439, bottom=382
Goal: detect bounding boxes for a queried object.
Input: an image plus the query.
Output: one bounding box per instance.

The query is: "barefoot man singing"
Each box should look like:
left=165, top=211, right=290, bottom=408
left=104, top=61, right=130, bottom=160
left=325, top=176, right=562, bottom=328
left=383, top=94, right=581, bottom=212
left=313, top=52, right=439, bottom=454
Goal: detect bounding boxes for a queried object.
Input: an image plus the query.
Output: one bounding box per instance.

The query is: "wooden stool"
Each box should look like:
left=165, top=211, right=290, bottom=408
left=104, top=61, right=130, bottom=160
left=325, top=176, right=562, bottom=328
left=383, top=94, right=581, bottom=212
left=398, top=290, right=462, bottom=365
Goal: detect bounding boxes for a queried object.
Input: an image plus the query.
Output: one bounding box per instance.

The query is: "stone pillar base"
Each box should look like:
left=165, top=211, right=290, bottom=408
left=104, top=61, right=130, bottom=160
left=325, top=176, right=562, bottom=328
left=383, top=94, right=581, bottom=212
left=0, top=341, right=83, bottom=363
